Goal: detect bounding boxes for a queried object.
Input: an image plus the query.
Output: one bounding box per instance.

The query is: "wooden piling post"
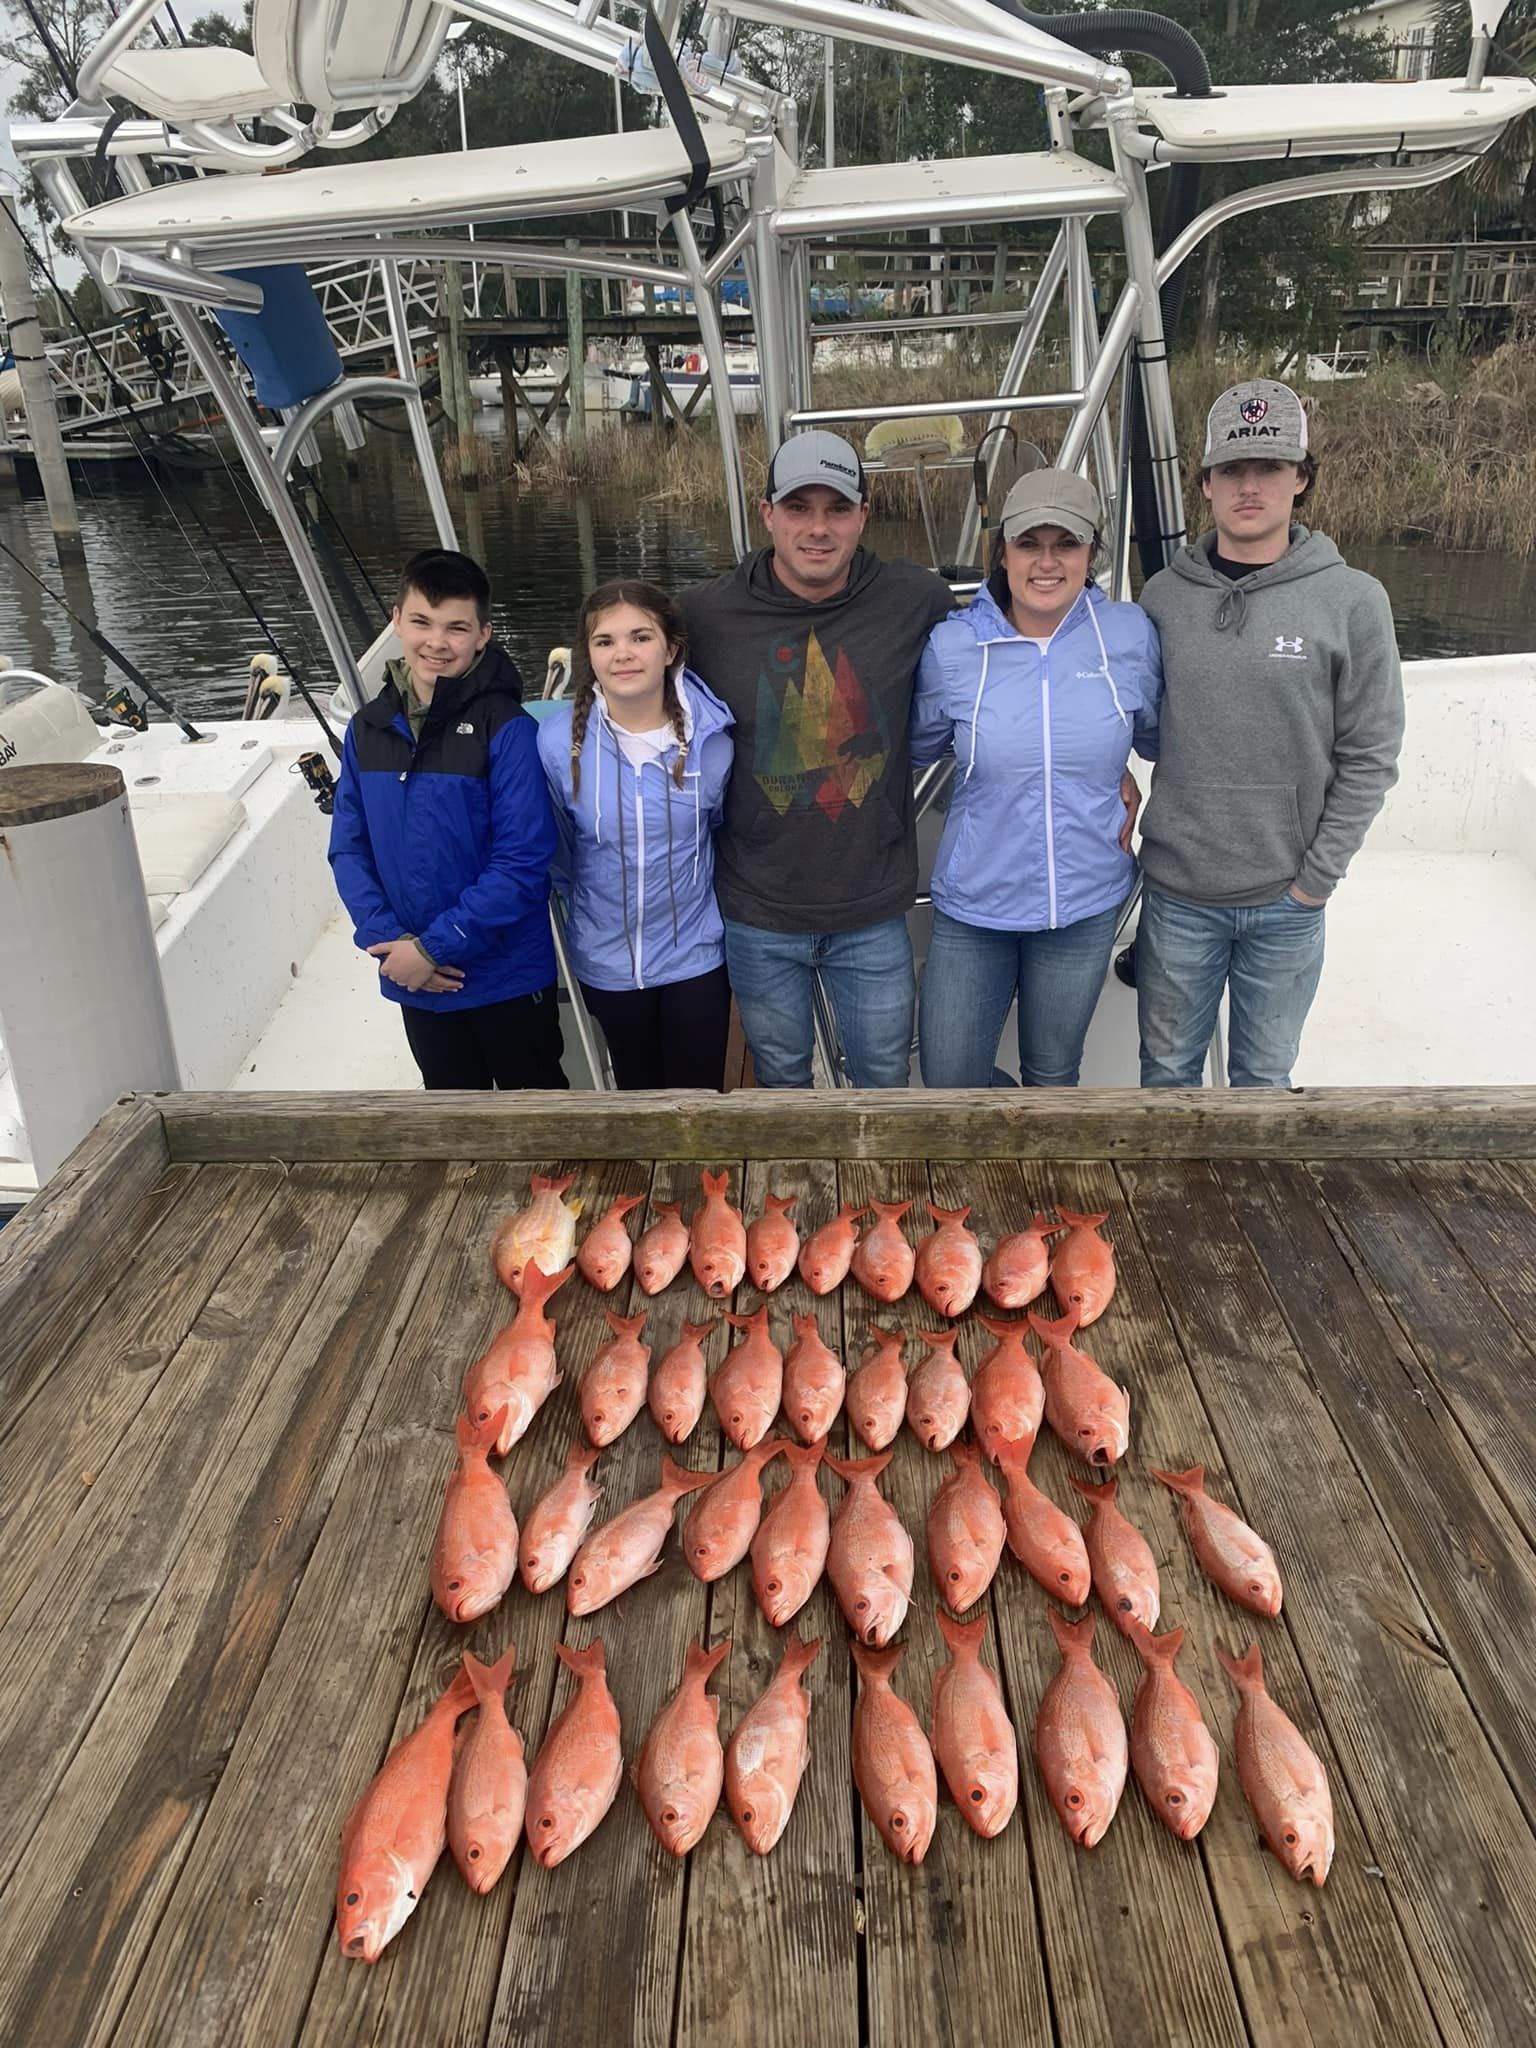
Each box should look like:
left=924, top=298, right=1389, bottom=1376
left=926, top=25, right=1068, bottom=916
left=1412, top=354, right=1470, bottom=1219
left=565, top=241, right=586, bottom=453
left=0, top=198, right=84, bottom=563
left=441, top=258, right=479, bottom=491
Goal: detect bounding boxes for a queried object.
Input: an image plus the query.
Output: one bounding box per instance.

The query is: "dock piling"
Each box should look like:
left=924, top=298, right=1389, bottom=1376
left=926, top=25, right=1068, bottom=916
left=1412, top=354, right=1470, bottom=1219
left=0, top=198, right=85, bottom=564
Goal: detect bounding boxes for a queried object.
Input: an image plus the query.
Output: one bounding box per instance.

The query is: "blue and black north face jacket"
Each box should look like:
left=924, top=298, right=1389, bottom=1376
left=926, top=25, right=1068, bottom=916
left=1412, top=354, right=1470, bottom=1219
left=328, top=643, right=558, bottom=1011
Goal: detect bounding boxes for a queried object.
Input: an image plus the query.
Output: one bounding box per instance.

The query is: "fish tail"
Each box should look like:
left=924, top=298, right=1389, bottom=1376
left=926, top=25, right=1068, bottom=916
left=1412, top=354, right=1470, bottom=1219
left=1028, top=1308, right=1082, bottom=1345
left=723, top=1306, right=768, bottom=1331
left=566, top=1438, right=601, bottom=1475
left=916, top=1328, right=960, bottom=1354
left=456, top=1403, right=506, bottom=1459
left=1068, top=1474, right=1117, bottom=1506
left=948, top=1439, right=981, bottom=1472
left=1055, top=1206, right=1109, bottom=1230
left=975, top=1311, right=1023, bottom=1339
left=868, top=1199, right=913, bottom=1222
left=611, top=1192, right=646, bottom=1218
left=783, top=1436, right=827, bottom=1473
left=791, top=1311, right=819, bottom=1338
left=532, top=1172, right=577, bottom=1196
left=464, top=1643, right=517, bottom=1705
left=661, top=1452, right=716, bottom=1497
left=765, top=1193, right=798, bottom=1216
left=780, top=1631, right=823, bottom=1682
left=441, top=1664, right=480, bottom=1716
left=1215, top=1641, right=1265, bottom=1694
left=685, top=1638, right=731, bottom=1685
left=555, top=1638, right=607, bottom=1681
left=838, top=1201, right=870, bottom=1222
left=1149, top=1464, right=1205, bottom=1500
left=849, top=1637, right=904, bottom=1685
left=864, top=1325, right=902, bottom=1351
left=1125, top=1621, right=1184, bottom=1668
left=680, top=1317, right=719, bottom=1343
left=522, top=1260, right=576, bottom=1309
left=992, top=1436, right=1035, bottom=1473
left=1031, top=1212, right=1068, bottom=1235
left=1046, top=1607, right=1096, bottom=1658
left=934, top=1606, right=989, bottom=1658
left=824, top=1448, right=893, bottom=1484
left=653, top=1200, right=682, bottom=1220
left=926, top=1202, right=972, bottom=1225
left=701, top=1169, right=731, bottom=1198
left=604, top=1308, right=649, bottom=1338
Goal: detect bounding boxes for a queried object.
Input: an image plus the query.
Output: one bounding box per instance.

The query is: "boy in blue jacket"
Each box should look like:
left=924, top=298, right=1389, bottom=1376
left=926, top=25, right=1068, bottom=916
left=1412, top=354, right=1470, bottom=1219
left=328, top=547, right=564, bottom=1089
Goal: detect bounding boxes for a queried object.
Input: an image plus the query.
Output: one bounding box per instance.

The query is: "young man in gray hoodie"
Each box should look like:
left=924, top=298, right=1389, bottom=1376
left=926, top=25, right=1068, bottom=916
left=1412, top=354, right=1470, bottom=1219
left=1136, top=379, right=1405, bottom=1088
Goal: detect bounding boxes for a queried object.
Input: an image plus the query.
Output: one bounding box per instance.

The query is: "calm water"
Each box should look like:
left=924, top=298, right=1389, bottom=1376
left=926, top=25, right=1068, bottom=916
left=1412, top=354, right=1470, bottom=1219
left=1, top=424, right=1533, bottom=720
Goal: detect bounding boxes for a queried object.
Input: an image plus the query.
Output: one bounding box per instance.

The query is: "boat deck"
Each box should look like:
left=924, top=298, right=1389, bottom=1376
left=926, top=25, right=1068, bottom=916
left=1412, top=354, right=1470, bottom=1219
left=2, top=1087, right=1535, bottom=2048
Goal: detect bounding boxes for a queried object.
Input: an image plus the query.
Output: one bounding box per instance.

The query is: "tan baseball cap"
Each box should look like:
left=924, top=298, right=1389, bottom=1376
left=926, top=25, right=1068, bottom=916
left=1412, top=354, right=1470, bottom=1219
left=999, top=468, right=1102, bottom=544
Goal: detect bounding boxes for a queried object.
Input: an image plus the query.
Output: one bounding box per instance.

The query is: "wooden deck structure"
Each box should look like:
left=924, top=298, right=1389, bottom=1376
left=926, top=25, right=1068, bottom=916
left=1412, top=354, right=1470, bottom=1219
left=2, top=1086, right=1535, bottom=2048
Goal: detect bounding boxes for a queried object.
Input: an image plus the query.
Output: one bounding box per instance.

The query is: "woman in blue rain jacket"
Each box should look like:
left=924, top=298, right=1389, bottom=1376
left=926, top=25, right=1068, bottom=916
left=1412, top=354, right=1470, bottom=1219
left=912, top=469, right=1162, bottom=1088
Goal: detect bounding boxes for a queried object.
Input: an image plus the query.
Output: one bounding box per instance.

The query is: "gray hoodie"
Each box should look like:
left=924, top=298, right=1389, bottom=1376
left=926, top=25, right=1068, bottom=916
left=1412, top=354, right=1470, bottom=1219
left=1138, top=527, right=1404, bottom=906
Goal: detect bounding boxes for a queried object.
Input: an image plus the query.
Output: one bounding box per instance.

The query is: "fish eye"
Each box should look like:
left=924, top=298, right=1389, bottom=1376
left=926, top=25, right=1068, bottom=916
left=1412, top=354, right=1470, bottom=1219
left=345, top=1891, right=359, bottom=1906
left=663, top=1807, right=678, bottom=1824
left=1284, top=1829, right=1299, bottom=1846
left=969, top=1788, right=984, bottom=1805
left=469, top=1846, right=481, bottom=1860
left=1117, top=1596, right=1132, bottom=1611
left=948, top=1569, right=961, bottom=1584
left=694, top=1545, right=709, bottom=1559
left=449, top=1579, right=461, bottom=1590
left=1057, top=1570, right=1073, bottom=1584
left=1167, top=1792, right=1183, bottom=1807
left=572, top=1573, right=586, bottom=1587
left=664, top=1409, right=676, bottom=1422
left=538, top=1815, right=554, bottom=1830
left=1066, top=1791, right=1083, bottom=1809
left=855, top=1597, right=869, bottom=1612
left=891, top=1814, right=906, bottom=1832
left=766, top=1578, right=780, bottom=1594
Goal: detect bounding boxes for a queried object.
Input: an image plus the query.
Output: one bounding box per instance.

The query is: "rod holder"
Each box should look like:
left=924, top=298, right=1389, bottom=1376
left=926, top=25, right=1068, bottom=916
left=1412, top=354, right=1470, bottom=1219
left=100, top=246, right=266, bottom=313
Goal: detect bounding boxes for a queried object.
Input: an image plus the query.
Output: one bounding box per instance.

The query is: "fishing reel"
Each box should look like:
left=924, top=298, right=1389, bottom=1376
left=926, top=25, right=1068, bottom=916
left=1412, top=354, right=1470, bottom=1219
left=103, top=684, right=150, bottom=732
left=297, top=750, right=337, bottom=815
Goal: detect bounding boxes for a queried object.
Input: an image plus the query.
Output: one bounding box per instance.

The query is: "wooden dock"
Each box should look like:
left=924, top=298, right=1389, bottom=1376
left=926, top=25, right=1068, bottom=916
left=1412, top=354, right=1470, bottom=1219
left=2, top=1086, right=1535, bottom=2048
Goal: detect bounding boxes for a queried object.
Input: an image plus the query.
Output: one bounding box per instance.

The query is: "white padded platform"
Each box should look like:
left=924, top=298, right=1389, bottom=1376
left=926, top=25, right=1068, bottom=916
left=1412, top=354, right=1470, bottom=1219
left=774, top=150, right=1125, bottom=237
left=103, top=46, right=281, bottom=122
left=67, top=125, right=754, bottom=251
left=1134, top=77, right=1536, bottom=161
left=129, top=795, right=245, bottom=897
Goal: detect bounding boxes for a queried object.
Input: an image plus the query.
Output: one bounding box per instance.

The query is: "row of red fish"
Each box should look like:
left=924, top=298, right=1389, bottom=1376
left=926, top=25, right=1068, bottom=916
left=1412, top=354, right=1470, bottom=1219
left=336, top=1608, right=1332, bottom=1966
left=488, top=1169, right=1118, bottom=1321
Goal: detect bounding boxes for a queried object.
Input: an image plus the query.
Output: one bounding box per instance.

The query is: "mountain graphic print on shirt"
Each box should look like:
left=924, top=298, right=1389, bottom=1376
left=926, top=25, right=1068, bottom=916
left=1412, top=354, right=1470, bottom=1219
left=680, top=547, right=954, bottom=934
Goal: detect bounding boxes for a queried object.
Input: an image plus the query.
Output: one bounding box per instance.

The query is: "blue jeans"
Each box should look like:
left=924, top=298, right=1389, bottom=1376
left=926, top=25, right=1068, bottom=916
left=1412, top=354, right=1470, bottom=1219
left=724, top=915, right=915, bottom=1088
left=1137, top=885, right=1326, bottom=1089
left=919, top=904, right=1121, bottom=1089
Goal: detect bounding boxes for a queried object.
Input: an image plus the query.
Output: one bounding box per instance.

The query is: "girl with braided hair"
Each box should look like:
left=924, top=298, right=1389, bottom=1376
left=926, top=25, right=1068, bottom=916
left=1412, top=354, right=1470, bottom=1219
left=538, top=581, right=735, bottom=1089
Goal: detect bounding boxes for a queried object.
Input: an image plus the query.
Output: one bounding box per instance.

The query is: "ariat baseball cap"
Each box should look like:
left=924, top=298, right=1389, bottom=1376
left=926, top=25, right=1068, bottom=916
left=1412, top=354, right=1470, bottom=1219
left=765, top=430, right=867, bottom=504
left=1203, top=379, right=1310, bottom=467
left=999, top=467, right=1102, bottom=545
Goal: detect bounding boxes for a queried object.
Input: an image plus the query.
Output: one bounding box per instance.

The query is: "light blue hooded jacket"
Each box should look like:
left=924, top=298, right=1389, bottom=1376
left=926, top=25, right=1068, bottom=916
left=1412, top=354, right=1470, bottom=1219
left=538, top=668, right=734, bottom=991
left=911, top=579, right=1163, bottom=932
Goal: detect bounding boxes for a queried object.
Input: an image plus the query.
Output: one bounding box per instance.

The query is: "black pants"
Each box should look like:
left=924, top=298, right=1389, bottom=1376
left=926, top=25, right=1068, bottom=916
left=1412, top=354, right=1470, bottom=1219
left=400, top=985, right=567, bottom=1090
left=580, top=965, right=731, bottom=1090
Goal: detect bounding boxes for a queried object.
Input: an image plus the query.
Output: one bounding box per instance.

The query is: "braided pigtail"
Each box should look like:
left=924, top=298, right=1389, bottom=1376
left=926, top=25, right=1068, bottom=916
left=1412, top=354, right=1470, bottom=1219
left=568, top=677, right=597, bottom=800
left=664, top=668, right=688, bottom=790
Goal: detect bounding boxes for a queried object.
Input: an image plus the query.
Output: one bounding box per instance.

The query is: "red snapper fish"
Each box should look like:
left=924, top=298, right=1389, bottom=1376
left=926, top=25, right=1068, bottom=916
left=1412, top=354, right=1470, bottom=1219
left=850, top=1640, right=938, bottom=1864
left=797, top=1201, right=867, bottom=1295
left=634, top=1201, right=690, bottom=1295
left=567, top=1453, right=714, bottom=1615
left=1152, top=1464, right=1283, bottom=1617
left=335, top=1664, right=476, bottom=1961
left=931, top=1609, right=1018, bottom=1839
left=713, top=1305, right=784, bottom=1450
left=1124, top=1621, right=1218, bottom=1842
left=463, top=1259, right=573, bottom=1455
left=750, top=1438, right=830, bottom=1626
left=492, top=1174, right=582, bottom=1295
left=850, top=1199, right=916, bottom=1304
left=981, top=1213, right=1063, bottom=1311
left=683, top=1436, right=785, bottom=1583
left=1034, top=1609, right=1127, bottom=1849
left=725, top=1629, right=821, bottom=1855
left=1029, top=1309, right=1130, bottom=1467
left=915, top=1203, right=983, bottom=1318
left=994, top=1438, right=1091, bottom=1605
left=746, top=1193, right=800, bottom=1293
left=970, top=1314, right=1045, bottom=1464
left=636, top=1639, right=731, bottom=1856
left=905, top=1328, right=970, bottom=1452
left=430, top=1404, right=518, bottom=1623
left=690, top=1169, right=747, bottom=1298
left=926, top=1439, right=1006, bottom=1613
left=1069, top=1475, right=1160, bottom=1634
left=576, top=1192, right=645, bottom=1293
left=519, top=1440, right=601, bottom=1596
left=580, top=1308, right=651, bottom=1448
left=447, top=1646, right=526, bottom=1892
left=1217, top=1642, right=1334, bottom=1885
left=783, top=1312, right=845, bottom=1443
left=524, top=1640, right=623, bottom=1867
left=648, top=1317, right=717, bottom=1443
left=1049, top=1205, right=1116, bottom=1325
left=846, top=1326, right=907, bottom=1452
left=826, top=1449, right=913, bottom=1647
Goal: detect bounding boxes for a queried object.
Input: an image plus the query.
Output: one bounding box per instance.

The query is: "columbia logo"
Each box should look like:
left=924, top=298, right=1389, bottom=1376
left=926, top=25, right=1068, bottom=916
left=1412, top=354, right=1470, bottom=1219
left=1271, top=635, right=1306, bottom=660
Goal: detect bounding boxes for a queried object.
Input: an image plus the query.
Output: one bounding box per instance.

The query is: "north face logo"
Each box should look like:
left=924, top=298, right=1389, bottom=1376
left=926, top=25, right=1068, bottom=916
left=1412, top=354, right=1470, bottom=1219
left=456, top=721, right=475, bottom=734
left=1271, top=635, right=1306, bottom=660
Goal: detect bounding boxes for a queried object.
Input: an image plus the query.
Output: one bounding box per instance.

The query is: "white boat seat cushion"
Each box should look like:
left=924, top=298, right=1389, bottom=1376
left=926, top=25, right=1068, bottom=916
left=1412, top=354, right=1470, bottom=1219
left=129, top=794, right=245, bottom=896
left=774, top=150, right=1125, bottom=237
left=1134, top=77, right=1536, bottom=161
left=102, top=47, right=285, bottom=123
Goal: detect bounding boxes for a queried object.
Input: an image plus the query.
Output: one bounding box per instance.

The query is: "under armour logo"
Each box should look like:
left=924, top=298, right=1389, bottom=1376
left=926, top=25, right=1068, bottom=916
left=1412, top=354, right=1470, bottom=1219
left=1271, top=635, right=1306, bottom=660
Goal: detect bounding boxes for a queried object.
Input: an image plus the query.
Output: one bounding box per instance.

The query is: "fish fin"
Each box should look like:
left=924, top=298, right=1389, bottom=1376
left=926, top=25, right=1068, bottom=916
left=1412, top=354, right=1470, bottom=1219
left=1125, top=1622, right=1184, bottom=1668
left=782, top=1437, right=827, bottom=1473
left=464, top=1643, right=517, bottom=1705
left=661, top=1452, right=716, bottom=1497
left=441, top=1665, right=480, bottom=1717
left=838, top=1201, right=870, bottom=1222
left=1046, top=1607, right=1096, bottom=1657
left=926, top=1202, right=972, bottom=1226
left=849, top=1637, right=904, bottom=1685
left=1030, top=1212, right=1068, bottom=1235
left=532, top=1172, right=577, bottom=1196
left=685, top=1639, right=732, bottom=1685
left=824, top=1448, right=893, bottom=1484
left=566, top=1438, right=601, bottom=1476
left=723, top=1306, right=769, bottom=1331
left=867, top=1199, right=913, bottom=1222
left=555, top=1638, right=607, bottom=1681
left=521, top=1260, right=576, bottom=1309
left=1215, top=1641, right=1265, bottom=1693
left=947, top=1439, right=981, bottom=1472
left=791, top=1310, right=819, bottom=1338
left=701, top=1169, right=731, bottom=1198
left=915, top=1328, right=960, bottom=1354
left=610, top=1193, right=646, bottom=1219
left=992, top=1437, right=1035, bottom=1475
left=864, top=1325, right=903, bottom=1352
left=1028, top=1308, right=1082, bottom=1345
left=1067, top=1473, right=1117, bottom=1505
left=934, top=1606, right=989, bottom=1658
left=653, top=1200, right=682, bottom=1220
left=457, top=1404, right=506, bottom=1459
left=779, top=1631, right=823, bottom=1682
left=1149, top=1464, right=1205, bottom=1500
left=680, top=1317, right=719, bottom=1343
left=603, top=1308, right=650, bottom=1338
left=1055, top=1206, right=1109, bottom=1230
left=975, top=1312, right=1027, bottom=1340
left=765, top=1193, right=798, bottom=1216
